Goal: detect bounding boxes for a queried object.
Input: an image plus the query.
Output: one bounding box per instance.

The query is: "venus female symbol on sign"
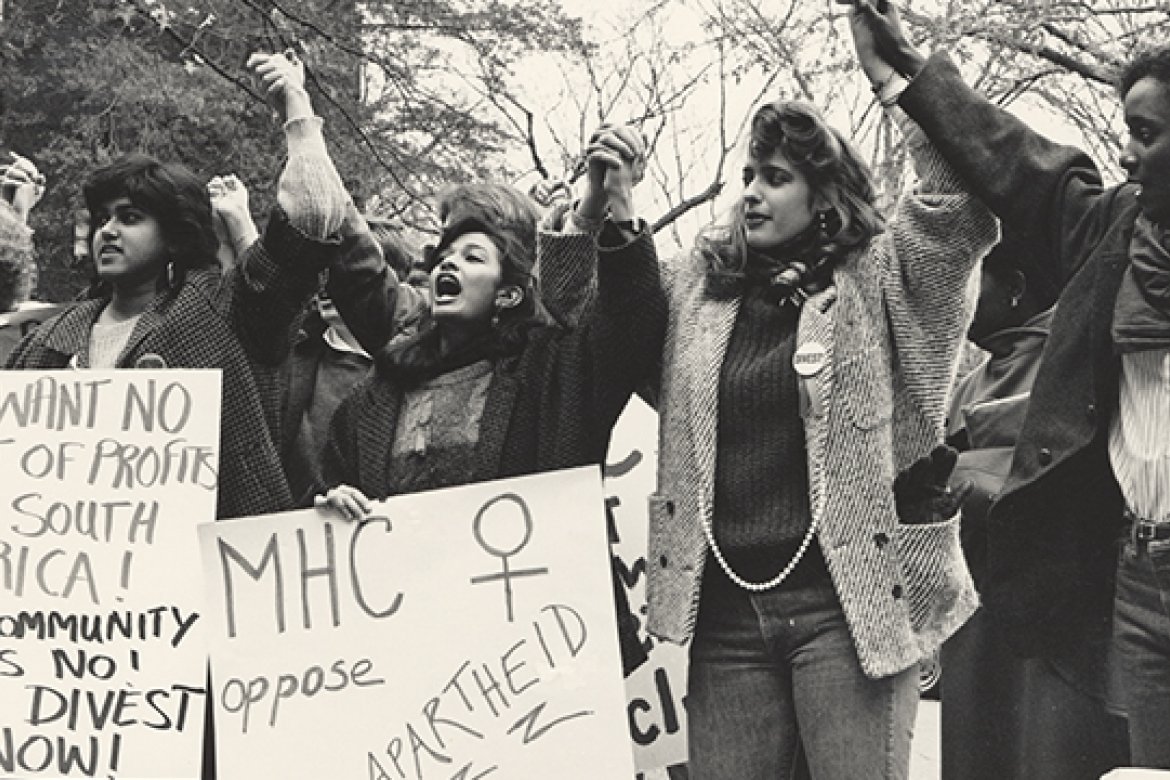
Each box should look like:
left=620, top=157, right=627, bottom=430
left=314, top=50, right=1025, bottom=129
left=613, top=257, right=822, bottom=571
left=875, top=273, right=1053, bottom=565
left=469, top=492, right=549, bottom=622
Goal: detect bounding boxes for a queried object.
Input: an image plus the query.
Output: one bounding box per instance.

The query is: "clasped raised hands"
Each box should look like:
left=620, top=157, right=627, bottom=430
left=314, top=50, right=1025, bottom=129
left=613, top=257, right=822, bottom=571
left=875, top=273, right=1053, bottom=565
left=577, top=124, right=647, bottom=223
left=835, top=0, right=924, bottom=84
left=246, top=48, right=312, bottom=124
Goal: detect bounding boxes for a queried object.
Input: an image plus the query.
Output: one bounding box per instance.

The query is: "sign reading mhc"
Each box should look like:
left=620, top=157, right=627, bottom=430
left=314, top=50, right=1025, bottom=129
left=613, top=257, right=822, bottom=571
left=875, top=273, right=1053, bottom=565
left=199, top=466, right=635, bottom=779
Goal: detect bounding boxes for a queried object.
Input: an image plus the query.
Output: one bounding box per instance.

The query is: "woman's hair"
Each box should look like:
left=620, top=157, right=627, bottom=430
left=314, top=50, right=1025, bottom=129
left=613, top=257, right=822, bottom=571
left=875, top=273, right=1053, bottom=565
left=83, top=153, right=218, bottom=296
left=364, top=216, right=415, bottom=282
left=433, top=182, right=541, bottom=327
left=1117, top=43, right=1170, bottom=99
left=697, top=100, right=884, bottom=283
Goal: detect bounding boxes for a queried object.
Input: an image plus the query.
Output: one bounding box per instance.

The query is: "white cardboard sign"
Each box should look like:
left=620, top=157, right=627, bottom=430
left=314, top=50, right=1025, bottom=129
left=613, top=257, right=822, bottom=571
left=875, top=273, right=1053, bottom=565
left=0, top=370, right=221, bottom=778
left=198, top=466, right=635, bottom=779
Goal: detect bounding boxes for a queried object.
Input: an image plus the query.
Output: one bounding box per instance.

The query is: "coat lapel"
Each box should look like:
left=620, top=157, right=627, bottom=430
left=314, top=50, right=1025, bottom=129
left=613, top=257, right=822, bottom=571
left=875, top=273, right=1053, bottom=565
left=796, top=286, right=837, bottom=520
left=473, top=360, right=521, bottom=482
left=359, top=384, right=400, bottom=498
left=683, top=293, right=738, bottom=497
left=41, top=300, right=103, bottom=362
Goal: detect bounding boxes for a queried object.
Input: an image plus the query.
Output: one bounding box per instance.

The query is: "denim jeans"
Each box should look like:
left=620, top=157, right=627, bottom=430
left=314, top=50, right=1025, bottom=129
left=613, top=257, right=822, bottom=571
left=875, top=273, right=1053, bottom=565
left=1113, top=535, right=1170, bottom=768
left=686, top=565, right=918, bottom=780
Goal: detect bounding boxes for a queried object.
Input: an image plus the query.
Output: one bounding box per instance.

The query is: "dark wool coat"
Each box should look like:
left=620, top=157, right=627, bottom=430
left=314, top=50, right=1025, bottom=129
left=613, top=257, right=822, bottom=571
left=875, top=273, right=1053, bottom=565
left=4, top=211, right=337, bottom=520
left=900, top=53, right=1134, bottom=697
left=320, top=228, right=666, bottom=498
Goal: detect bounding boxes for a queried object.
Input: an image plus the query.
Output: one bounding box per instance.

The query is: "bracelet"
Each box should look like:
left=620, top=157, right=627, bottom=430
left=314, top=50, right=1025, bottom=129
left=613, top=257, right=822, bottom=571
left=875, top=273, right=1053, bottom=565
left=872, top=71, right=909, bottom=107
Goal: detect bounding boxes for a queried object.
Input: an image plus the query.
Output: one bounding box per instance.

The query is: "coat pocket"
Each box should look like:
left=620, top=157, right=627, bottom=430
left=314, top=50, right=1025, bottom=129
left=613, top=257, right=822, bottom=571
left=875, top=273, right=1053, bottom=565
left=892, top=515, right=978, bottom=649
left=837, top=349, right=893, bottom=430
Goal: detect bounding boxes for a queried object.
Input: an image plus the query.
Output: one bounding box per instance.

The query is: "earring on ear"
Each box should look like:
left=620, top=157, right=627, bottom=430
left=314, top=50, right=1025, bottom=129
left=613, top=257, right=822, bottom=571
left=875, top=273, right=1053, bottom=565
left=816, top=208, right=841, bottom=238
left=166, top=261, right=177, bottom=289
left=1009, top=293, right=1022, bottom=309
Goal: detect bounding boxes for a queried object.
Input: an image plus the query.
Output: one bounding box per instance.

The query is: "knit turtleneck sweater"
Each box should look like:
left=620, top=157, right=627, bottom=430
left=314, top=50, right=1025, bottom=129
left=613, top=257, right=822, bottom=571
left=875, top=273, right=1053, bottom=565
left=712, top=273, right=827, bottom=585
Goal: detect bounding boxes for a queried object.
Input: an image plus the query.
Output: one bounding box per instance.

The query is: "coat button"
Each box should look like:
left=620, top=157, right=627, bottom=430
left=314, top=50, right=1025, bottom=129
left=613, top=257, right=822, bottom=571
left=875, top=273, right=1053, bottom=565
left=1038, top=448, right=1053, bottom=466
left=873, top=532, right=889, bottom=547
left=659, top=554, right=669, bottom=569
left=892, top=584, right=904, bottom=599
left=1086, top=404, right=1096, bottom=424
left=665, top=500, right=675, bottom=515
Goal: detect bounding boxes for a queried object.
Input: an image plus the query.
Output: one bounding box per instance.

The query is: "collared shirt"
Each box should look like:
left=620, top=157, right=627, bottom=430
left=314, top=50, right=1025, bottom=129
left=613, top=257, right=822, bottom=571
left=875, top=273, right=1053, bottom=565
left=1110, top=348, right=1170, bottom=523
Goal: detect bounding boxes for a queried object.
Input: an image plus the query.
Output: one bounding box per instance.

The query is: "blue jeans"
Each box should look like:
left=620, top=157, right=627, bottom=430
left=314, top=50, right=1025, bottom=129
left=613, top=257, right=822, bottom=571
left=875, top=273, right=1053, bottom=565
left=686, top=566, right=918, bottom=780
left=1113, top=534, right=1170, bottom=768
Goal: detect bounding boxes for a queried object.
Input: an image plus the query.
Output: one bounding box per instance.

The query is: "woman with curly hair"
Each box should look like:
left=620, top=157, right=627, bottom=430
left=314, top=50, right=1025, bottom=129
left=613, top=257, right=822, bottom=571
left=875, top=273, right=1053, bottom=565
left=643, top=96, right=997, bottom=777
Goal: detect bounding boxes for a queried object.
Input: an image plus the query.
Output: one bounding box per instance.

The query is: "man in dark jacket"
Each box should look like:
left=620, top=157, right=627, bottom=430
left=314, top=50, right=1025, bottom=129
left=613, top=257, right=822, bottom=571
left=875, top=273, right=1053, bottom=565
left=842, top=0, right=1170, bottom=770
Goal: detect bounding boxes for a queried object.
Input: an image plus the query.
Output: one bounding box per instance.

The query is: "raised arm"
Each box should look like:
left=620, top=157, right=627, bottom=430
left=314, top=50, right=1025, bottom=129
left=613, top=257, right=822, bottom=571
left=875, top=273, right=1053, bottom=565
left=567, top=134, right=666, bottom=437
left=536, top=125, right=647, bottom=328
left=840, top=0, right=1112, bottom=288
left=227, top=50, right=352, bottom=363
left=208, top=174, right=259, bottom=275
left=875, top=109, right=1000, bottom=443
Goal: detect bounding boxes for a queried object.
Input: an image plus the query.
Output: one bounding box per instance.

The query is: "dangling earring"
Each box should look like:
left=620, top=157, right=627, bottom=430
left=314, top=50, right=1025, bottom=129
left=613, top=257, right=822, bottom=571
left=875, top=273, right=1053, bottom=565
left=816, top=207, right=841, bottom=238
left=1009, top=292, right=1021, bottom=309
left=165, top=261, right=177, bottom=289
left=491, top=305, right=501, bottom=329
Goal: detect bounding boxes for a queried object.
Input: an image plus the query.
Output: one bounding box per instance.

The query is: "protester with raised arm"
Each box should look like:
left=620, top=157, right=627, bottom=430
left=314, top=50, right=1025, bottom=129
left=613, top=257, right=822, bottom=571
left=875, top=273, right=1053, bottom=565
left=5, top=50, right=349, bottom=522
left=638, top=75, right=997, bottom=774
left=315, top=127, right=664, bottom=675
left=843, top=0, right=1170, bottom=770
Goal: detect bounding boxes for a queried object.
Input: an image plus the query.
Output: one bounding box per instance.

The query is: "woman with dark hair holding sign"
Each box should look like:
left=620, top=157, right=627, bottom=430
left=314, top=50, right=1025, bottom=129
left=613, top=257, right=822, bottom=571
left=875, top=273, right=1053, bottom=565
left=5, top=51, right=349, bottom=522
left=640, top=83, right=997, bottom=776
left=314, top=128, right=664, bottom=674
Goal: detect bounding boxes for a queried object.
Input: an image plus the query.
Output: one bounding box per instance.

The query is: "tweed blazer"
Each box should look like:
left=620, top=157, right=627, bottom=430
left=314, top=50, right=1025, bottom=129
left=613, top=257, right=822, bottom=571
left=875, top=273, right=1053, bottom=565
left=645, top=115, right=999, bottom=679
left=5, top=211, right=336, bottom=519
left=899, top=55, right=1137, bottom=693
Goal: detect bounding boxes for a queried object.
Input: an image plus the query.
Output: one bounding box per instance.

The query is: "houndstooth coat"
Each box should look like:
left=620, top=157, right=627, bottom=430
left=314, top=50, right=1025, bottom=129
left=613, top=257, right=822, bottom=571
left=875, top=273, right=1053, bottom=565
left=646, top=115, right=1000, bottom=679
left=5, top=211, right=336, bottom=520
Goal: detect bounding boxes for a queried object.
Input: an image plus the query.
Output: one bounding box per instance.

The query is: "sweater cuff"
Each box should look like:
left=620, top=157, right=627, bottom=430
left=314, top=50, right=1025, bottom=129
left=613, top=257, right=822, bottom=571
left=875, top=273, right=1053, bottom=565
left=277, top=115, right=351, bottom=241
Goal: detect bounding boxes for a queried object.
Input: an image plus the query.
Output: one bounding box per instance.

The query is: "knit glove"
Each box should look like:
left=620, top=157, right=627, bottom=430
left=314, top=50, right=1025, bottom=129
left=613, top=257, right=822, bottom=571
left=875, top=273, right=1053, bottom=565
left=894, top=444, right=973, bottom=525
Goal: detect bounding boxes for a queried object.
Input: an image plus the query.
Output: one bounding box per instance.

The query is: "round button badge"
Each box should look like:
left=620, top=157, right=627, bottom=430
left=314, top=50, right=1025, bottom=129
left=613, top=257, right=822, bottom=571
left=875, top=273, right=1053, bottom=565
left=792, top=341, right=828, bottom=377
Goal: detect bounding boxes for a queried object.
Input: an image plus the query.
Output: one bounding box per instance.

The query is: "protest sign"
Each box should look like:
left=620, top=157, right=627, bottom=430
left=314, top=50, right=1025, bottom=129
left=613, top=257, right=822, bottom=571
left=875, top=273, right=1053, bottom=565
left=199, top=466, right=635, bottom=779
left=0, top=370, right=220, bottom=778
left=603, top=398, right=689, bottom=776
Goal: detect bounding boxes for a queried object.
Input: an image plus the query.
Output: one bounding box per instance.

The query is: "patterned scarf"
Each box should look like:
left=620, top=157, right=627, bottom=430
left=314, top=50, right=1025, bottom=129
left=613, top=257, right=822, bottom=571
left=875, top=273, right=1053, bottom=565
left=727, top=217, right=838, bottom=307
left=1113, top=214, right=1170, bottom=353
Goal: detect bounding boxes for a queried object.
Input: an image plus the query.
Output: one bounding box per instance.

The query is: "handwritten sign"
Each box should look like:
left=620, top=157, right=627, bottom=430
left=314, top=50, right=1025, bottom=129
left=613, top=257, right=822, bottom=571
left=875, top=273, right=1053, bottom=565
left=603, top=398, right=690, bottom=777
left=198, top=466, right=635, bottom=779
left=0, top=370, right=220, bottom=778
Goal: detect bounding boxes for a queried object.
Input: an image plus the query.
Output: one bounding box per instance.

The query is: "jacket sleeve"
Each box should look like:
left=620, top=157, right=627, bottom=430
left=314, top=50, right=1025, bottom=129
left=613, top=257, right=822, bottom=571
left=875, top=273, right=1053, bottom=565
left=227, top=208, right=339, bottom=366
left=535, top=200, right=601, bottom=328
left=323, top=209, right=428, bottom=356
left=898, top=51, right=1113, bottom=288
left=878, top=110, right=1000, bottom=442
left=577, top=223, right=668, bottom=443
